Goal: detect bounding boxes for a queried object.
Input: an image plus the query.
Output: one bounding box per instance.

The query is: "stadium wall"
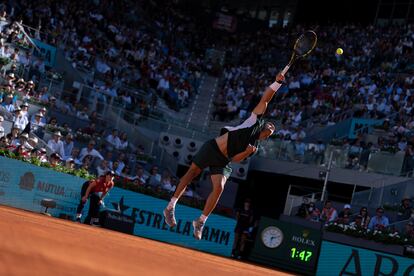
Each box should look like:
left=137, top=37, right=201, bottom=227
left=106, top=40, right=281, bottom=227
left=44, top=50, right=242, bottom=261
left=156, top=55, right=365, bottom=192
left=0, top=156, right=236, bottom=256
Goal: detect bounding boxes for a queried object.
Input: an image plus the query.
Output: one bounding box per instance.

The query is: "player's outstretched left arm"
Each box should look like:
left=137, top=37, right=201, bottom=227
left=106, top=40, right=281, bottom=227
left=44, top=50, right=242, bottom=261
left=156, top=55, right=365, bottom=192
left=252, top=73, right=285, bottom=115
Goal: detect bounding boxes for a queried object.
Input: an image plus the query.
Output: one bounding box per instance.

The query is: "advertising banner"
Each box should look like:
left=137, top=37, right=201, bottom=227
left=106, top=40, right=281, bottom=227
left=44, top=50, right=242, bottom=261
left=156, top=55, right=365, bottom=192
left=317, top=241, right=414, bottom=276
left=0, top=157, right=236, bottom=256
left=33, top=39, right=57, bottom=67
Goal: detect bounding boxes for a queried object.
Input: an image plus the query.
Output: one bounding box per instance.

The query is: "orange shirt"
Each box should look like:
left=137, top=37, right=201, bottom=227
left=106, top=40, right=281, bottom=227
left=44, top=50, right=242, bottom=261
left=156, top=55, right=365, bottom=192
left=91, top=178, right=114, bottom=193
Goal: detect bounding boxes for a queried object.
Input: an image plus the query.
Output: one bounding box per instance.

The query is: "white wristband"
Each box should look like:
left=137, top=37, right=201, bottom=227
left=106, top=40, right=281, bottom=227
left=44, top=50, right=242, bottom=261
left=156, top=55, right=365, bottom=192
left=269, top=81, right=282, bottom=92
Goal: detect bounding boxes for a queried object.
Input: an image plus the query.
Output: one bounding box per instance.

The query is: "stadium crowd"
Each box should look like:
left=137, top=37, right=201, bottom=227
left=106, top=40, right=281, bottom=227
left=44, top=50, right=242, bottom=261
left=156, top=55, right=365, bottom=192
left=2, top=0, right=204, bottom=112
left=0, top=22, right=201, bottom=203
left=212, top=24, right=414, bottom=176
left=296, top=199, right=414, bottom=242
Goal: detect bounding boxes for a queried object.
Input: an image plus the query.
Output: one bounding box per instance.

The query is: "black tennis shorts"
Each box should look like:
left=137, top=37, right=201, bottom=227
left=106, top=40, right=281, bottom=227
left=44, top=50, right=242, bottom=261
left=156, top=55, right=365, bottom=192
left=192, top=139, right=232, bottom=178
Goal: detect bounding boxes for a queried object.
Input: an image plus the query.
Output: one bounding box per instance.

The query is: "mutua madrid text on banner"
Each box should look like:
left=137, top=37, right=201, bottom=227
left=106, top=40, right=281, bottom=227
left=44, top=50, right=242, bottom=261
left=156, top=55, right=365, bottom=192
left=0, top=157, right=236, bottom=256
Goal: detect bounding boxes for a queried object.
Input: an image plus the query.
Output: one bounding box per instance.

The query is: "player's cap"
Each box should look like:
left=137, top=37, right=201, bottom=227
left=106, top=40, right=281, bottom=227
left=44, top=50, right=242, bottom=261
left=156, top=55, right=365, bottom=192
left=66, top=158, right=75, bottom=163
left=344, top=204, right=351, bottom=209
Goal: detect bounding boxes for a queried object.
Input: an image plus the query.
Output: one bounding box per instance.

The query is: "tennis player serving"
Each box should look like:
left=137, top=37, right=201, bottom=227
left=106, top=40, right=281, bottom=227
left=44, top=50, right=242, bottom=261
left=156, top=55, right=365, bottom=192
left=163, top=72, right=285, bottom=239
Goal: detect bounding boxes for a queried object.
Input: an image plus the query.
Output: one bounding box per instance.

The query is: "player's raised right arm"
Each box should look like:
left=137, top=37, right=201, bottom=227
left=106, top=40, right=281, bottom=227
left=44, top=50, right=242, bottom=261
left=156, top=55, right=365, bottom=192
left=252, top=73, right=285, bottom=115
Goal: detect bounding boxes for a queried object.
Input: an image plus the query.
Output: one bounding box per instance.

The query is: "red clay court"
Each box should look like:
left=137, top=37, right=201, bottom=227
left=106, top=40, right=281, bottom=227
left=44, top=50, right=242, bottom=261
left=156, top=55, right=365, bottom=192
left=0, top=206, right=293, bottom=276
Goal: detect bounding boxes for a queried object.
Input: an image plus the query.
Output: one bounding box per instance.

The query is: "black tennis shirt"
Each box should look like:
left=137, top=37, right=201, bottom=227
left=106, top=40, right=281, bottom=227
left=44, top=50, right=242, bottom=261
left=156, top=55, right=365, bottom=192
left=220, top=113, right=265, bottom=158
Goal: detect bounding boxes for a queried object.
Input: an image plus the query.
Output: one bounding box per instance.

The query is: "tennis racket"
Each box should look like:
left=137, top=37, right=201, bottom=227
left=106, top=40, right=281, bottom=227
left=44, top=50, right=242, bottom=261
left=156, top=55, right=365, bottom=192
left=281, top=30, right=317, bottom=75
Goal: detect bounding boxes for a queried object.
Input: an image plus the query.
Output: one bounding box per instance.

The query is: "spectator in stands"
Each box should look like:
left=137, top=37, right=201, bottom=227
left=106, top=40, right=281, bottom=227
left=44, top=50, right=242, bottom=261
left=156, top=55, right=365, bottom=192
left=36, top=148, right=48, bottom=163
left=404, top=221, right=414, bottom=239
left=82, top=123, right=97, bottom=136
left=13, top=107, right=28, bottom=131
left=112, top=161, right=121, bottom=176
left=63, top=134, right=74, bottom=159
left=160, top=171, right=173, bottom=191
left=81, top=155, right=93, bottom=171
left=296, top=197, right=310, bottom=218
left=118, top=132, right=128, bottom=150
left=294, top=138, right=306, bottom=162
left=76, top=106, right=89, bottom=121
left=120, top=166, right=132, bottom=180
left=0, top=115, right=4, bottom=138
left=131, top=165, right=147, bottom=184
left=14, top=132, right=29, bottom=148
left=2, top=94, right=14, bottom=113
left=313, top=140, right=325, bottom=165
left=397, top=198, right=414, bottom=221
left=47, top=131, right=65, bottom=158
left=337, top=204, right=353, bottom=225
left=48, top=117, right=58, bottom=128
left=49, top=153, right=62, bottom=167
left=306, top=202, right=321, bottom=222
left=350, top=215, right=364, bottom=228
left=65, top=158, right=75, bottom=170
left=65, top=148, right=81, bottom=165
left=26, top=136, right=38, bottom=151
left=368, top=207, right=390, bottom=231
left=9, top=125, right=20, bottom=146
left=232, top=198, right=254, bottom=259
left=96, top=160, right=110, bottom=177
left=146, top=165, right=161, bottom=187
left=39, top=107, right=47, bottom=124
left=320, top=200, right=338, bottom=223
left=357, top=207, right=371, bottom=229
left=114, top=153, right=126, bottom=175
left=15, top=144, right=30, bottom=160
left=20, top=102, right=29, bottom=118
left=30, top=112, right=45, bottom=132
left=79, top=140, right=104, bottom=161
left=106, top=129, right=120, bottom=150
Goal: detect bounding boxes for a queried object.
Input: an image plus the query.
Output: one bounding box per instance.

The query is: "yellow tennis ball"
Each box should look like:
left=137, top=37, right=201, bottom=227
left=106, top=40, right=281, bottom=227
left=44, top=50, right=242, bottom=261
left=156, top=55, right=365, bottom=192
left=336, top=48, right=343, bottom=55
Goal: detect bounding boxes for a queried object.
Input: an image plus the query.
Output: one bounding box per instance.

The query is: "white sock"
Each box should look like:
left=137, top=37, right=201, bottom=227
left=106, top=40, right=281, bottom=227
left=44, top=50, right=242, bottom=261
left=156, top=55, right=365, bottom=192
left=76, top=213, right=82, bottom=218
left=199, top=214, right=208, bottom=223
left=167, top=197, right=178, bottom=209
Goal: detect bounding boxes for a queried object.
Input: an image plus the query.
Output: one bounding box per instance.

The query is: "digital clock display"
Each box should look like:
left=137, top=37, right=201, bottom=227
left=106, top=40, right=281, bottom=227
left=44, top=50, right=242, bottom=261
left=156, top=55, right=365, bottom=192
left=290, top=247, right=313, bottom=262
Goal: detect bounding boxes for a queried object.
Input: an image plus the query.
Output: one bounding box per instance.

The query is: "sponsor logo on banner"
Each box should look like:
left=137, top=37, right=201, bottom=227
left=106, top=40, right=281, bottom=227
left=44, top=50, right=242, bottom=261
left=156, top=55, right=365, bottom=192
left=19, top=172, right=35, bottom=191
left=111, top=195, right=232, bottom=247
left=291, top=229, right=317, bottom=247
left=317, top=241, right=414, bottom=276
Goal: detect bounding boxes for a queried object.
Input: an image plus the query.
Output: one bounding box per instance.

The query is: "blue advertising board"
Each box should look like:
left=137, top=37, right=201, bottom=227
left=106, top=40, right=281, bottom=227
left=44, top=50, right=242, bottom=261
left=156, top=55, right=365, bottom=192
left=0, top=157, right=236, bottom=256
left=317, top=241, right=414, bottom=276
left=33, top=39, right=57, bottom=67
